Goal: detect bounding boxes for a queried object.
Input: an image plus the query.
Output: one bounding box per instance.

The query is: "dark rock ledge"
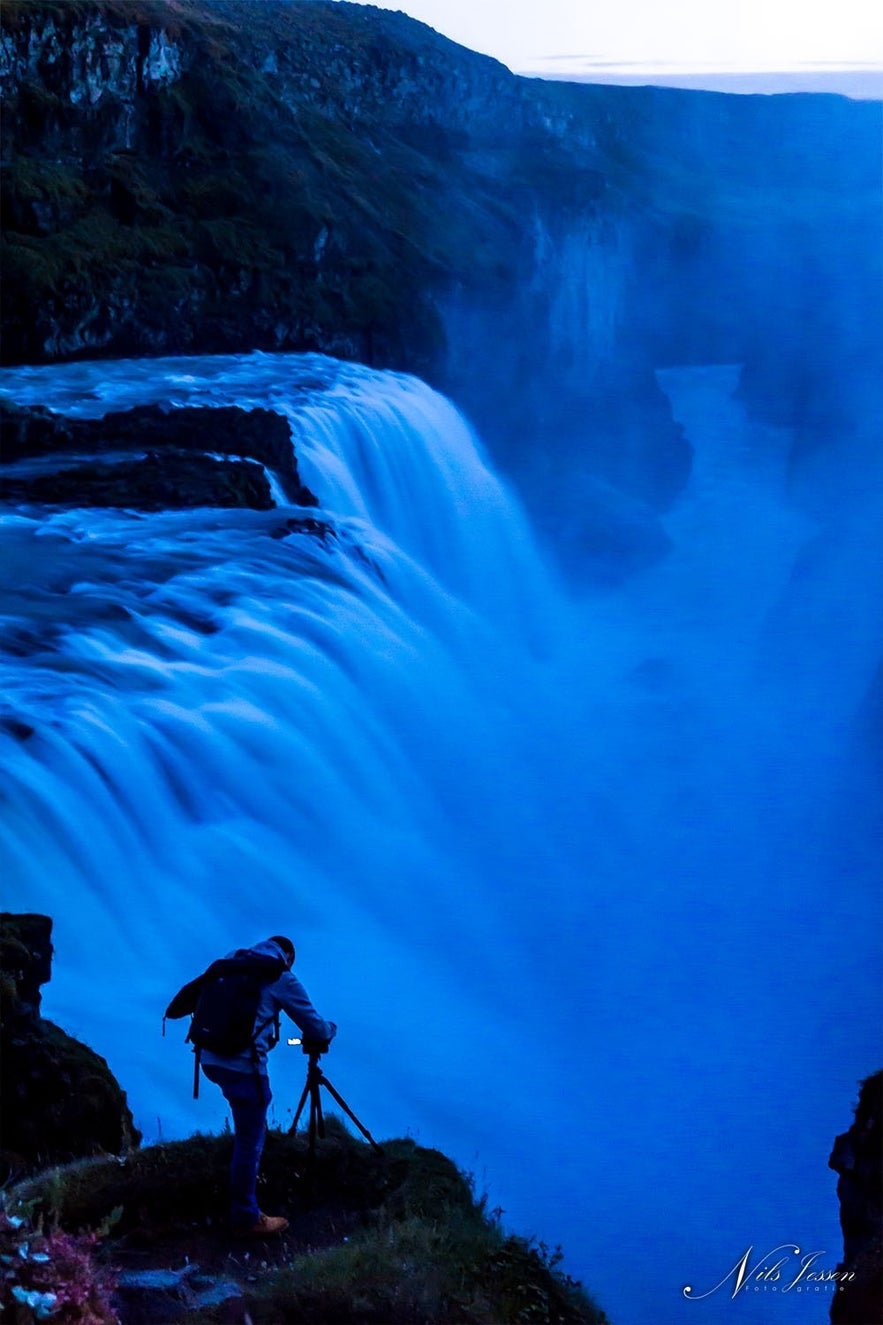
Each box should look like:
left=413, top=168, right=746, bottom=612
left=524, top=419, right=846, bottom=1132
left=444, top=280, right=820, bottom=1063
left=0, top=401, right=318, bottom=510
left=0, top=912, right=141, bottom=1176
left=829, top=1070, right=883, bottom=1324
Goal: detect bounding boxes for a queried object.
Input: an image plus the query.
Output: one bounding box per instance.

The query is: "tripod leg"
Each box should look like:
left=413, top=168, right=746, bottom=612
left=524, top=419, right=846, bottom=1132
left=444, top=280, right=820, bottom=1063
left=308, top=1082, right=320, bottom=1157
left=289, top=1077, right=311, bottom=1136
left=304, top=1082, right=321, bottom=1203
left=317, top=1073, right=383, bottom=1152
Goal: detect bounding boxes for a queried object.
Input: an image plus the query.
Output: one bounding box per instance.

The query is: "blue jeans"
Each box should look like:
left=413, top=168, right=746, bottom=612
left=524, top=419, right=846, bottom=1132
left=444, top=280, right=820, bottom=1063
left=203, top=1064, right=271, bottom=1227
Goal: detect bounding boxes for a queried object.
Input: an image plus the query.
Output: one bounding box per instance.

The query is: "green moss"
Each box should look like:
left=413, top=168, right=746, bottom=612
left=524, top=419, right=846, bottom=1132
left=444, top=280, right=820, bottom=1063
left=195, top=216, right=279, bottom=269
left=8, top=213, right=191, bottom=311
left=104, top=156, right=173, bottom=224
left=3, top=158, right=87, bottom=207
left=1, top=0, right=214, bottom=37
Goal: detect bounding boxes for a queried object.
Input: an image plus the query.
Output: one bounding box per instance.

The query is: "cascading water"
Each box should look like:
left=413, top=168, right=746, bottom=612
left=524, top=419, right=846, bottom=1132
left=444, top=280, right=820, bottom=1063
left=1, top=352, right=880, bottom=1325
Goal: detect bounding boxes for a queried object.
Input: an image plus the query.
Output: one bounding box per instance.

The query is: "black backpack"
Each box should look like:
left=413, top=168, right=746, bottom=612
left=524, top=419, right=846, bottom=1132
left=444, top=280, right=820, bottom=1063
left=165, top=949, right=286, bottom=1097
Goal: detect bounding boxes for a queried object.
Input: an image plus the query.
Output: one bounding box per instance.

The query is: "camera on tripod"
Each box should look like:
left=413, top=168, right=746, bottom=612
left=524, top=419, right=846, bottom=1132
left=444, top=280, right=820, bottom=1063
left=302, top=1037, right=330, bottom=1056
left=287, top=1036, right=330, bottom=1056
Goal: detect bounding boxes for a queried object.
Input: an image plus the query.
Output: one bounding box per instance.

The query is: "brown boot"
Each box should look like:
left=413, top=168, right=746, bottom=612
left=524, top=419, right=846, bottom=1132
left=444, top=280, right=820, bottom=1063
left=233, top=1212, right=289, bottom=1238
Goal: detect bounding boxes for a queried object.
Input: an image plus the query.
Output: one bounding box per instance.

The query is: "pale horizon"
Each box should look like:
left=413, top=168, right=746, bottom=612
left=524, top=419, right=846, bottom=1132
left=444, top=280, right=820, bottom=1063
left=353, top=0, right=883, bottom=98
left=523, top=63, right=883, bottom=100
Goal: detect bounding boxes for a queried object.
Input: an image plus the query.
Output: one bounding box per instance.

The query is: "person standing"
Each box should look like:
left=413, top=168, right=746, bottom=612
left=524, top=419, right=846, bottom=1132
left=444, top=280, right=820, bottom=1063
left=168, top=934, right=336, bottom=1237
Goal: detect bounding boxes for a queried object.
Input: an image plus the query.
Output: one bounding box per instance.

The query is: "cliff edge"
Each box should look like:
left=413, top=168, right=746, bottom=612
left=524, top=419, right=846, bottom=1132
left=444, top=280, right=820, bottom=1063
left=829, top=1070, right=883, bottom=1325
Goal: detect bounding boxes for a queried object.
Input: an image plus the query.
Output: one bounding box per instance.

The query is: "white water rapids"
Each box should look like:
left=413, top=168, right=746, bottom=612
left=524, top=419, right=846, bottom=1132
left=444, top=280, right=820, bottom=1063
left=1, top=352, right=880, bottom=1325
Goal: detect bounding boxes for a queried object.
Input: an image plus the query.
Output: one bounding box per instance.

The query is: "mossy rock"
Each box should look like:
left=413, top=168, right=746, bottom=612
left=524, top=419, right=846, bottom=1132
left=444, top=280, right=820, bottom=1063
left=0, top=913, right=53, bottom=1013
left=0, top=914, right=141, bottom=1176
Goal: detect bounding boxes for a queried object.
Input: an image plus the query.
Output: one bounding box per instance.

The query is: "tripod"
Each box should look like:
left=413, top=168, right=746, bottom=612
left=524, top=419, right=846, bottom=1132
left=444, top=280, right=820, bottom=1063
left=289, top=1050, right=382, bottom=1192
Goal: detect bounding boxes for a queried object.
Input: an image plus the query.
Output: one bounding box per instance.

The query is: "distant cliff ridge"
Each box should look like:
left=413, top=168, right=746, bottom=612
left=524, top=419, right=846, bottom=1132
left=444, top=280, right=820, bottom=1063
left=2, top=0, right=879, bottom=540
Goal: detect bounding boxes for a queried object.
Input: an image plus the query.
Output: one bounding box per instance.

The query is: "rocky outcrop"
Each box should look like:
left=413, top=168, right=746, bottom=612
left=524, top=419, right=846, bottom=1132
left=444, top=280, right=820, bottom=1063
left=0, top=913, right=141, bottom=1173
left=0, top=400, right=317, bottom=509
left=0, top=6, right=185, bottom=122
left=829, top=1070, right=883, bottom=1324
left=2, top=449, right=277, bottom=510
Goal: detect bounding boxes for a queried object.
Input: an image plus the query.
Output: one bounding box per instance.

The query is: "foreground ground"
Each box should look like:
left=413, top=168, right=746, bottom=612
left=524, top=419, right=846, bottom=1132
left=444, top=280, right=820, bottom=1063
left=4, top=1119, right=610, bottom=1324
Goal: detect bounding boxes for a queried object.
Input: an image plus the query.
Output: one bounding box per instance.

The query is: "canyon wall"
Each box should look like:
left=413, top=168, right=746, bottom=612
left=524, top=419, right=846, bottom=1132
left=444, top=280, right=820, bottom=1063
left=2, top=0, right=879, bottom=536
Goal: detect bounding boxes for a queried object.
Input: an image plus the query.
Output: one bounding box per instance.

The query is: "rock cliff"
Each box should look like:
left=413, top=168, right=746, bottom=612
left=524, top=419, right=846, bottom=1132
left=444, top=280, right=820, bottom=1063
left=1, top=0, right=879, bottom=536
left=0, top=912, right=141, bottom=1172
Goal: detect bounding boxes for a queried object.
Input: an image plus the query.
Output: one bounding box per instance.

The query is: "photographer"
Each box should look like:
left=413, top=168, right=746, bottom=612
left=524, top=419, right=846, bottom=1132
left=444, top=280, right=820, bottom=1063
left=198, top=935, right=336, bottom=1238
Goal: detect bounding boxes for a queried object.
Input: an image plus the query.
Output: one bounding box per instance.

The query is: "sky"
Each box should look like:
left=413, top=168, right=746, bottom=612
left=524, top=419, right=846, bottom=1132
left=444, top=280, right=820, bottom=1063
left=357, top=0, right=883, bottom=95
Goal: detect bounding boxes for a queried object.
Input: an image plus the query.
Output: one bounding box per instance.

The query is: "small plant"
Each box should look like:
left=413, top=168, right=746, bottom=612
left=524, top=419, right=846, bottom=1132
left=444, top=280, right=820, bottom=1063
left=0, top=1210, right=117, bottom=1324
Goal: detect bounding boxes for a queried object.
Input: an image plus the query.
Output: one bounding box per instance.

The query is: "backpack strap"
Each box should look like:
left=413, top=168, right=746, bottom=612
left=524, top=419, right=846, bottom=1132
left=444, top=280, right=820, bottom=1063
left=253, top=1010, right=280, bottom=1045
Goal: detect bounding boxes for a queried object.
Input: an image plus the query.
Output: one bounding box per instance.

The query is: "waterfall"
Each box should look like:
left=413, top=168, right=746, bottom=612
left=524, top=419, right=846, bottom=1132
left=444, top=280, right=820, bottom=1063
left=1, top=352, right=880, bottom=1325
left=0, top=350, right=577, bottom=1173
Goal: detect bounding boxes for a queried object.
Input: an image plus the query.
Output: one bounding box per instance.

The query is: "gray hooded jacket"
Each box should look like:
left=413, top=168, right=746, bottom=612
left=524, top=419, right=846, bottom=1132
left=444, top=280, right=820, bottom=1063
left=200, top=938, right=336, bottom=1077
